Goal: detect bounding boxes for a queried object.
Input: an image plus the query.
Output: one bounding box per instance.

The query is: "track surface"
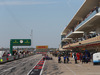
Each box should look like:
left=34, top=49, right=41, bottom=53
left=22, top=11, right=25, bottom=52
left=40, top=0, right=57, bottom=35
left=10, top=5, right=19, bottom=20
left=0, top=54, right=43, bottom=75
left=42, top=54, right=100, bottom=75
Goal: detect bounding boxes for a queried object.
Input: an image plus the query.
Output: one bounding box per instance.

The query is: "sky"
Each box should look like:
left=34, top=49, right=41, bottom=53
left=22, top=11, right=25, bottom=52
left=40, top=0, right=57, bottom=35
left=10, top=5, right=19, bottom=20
left=0, top=0, right=84, bottom=48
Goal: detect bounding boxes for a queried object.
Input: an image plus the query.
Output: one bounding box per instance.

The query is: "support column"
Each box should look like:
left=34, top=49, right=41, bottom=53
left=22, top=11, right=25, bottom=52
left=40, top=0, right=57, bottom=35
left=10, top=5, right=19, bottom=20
left=96, top=27, right=100, bottom=34
left=10, top=41, right=13, bottom=55
left=83, top=32, right=89, bottom=40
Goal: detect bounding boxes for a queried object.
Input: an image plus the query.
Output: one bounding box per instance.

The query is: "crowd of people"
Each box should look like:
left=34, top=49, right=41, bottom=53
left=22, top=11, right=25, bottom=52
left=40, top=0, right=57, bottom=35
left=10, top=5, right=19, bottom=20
left=64, top=32, right=100, bottom=46
left=52, top=50, right=91, bottom=64
left=58, top=55, right=70, bottom=63
left=2, top=50, right=33, bottom=57
left=2, top=52, right=11, bottom=57
left=72, top=33, right=100, bottom=43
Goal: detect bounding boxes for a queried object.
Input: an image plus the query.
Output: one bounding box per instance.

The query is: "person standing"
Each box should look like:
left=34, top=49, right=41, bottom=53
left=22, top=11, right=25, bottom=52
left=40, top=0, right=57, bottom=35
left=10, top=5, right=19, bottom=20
left=58, top=55, right=61, bottom=63
left=80, top=54, right=82, bottom=62
left=74, top=56, right=77, bottom=64
left=82, top=55, right=85, bottom=64
left=72, top=53, right=74, bottom=58
left=67, top=56, right=69, bottom=63
left=95, top=6, right=99, bottom=13
left=63, top=55, right=66, bottom=63
left=86, top=55, right=89, bottom=63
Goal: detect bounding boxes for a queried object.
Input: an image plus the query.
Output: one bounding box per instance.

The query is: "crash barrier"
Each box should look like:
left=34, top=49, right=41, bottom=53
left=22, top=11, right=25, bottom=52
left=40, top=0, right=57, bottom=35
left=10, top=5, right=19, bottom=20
left=0, top=53, right=34, bottom=64
left=19, top=54, right=23, bottom=59
left=15, top=55, right=19, bottom=60
left=28, top=57, right=45, bottom=75
left=8, top=56, right=14, bottom=61
left=0, top=57, right=7, bottom=63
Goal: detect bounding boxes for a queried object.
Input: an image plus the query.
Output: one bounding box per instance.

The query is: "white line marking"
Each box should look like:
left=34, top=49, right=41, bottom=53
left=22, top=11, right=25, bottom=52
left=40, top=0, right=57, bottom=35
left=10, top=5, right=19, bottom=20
left=0, top=54, right=41, bottom=74
left=75, top=64, right=83, bottom=67
left=39, top=60, right=46, bottom=75
left=27, top=56, right=43, bottom=75
left=64, top=64, right=76, bottom=75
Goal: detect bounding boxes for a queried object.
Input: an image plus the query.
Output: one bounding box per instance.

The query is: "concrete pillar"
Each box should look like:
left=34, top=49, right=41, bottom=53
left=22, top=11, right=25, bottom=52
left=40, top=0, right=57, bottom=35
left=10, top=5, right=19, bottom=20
left=83, top=32, right=89, bottom=40
left=96, top=27, right=100, bottom=34
left=83, top=32, right=88, bottom=36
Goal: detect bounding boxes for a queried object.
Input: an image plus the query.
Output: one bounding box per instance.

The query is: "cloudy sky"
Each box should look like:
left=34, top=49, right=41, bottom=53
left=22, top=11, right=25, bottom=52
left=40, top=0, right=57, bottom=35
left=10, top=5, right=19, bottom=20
left=0, top=0, right=84, bottom=48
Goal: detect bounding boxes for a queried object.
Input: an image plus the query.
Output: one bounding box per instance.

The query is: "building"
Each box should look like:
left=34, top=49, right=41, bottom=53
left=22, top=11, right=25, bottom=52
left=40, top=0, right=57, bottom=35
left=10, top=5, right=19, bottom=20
left=60, top=0, right=100, bottom=52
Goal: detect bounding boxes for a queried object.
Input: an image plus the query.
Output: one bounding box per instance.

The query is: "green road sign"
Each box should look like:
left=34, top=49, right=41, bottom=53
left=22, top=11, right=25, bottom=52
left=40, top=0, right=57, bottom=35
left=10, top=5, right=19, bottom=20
left=10, top=39, right=31, bottom=55
left=11, top=39, right=31, bottom=46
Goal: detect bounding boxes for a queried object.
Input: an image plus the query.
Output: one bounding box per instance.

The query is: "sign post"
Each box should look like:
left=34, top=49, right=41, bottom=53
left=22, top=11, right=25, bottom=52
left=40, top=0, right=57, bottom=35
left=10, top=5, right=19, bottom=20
left=36, top=46, right=48, bottom=49
left=36, top=46, right=48, bottom=53
left=10, top=39, right=31, bottom=55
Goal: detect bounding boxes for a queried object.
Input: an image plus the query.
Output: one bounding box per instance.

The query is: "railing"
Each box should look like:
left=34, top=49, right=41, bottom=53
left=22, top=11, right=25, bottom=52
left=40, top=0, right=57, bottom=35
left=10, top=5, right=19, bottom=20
left=0, top=53, right=34, bottom=63
left=74, top=7, right=100, bottom=31
left=63, top=35, right=100, bottom=48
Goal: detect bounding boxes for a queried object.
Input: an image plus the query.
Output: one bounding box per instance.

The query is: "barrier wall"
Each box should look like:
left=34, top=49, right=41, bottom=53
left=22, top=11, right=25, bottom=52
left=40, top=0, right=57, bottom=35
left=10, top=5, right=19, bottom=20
left=0, top=53, right=34, bottom=63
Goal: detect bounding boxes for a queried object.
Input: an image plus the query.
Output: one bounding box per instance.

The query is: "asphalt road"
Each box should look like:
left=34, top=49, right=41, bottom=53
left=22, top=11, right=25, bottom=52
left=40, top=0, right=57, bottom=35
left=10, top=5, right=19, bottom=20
left=42, top=54, right=100, bottom=75
left=0, top=54, right=43, bottom=75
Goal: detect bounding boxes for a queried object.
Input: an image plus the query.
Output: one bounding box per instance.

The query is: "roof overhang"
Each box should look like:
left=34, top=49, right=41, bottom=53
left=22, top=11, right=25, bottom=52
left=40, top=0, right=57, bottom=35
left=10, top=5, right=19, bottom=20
left=67, top=31, right=84, bottom=38
left=76, top=13, right=100, bottom=32
left=61, top=32, right=66, bottom=35
left=62, top=0, right=99, bottom=34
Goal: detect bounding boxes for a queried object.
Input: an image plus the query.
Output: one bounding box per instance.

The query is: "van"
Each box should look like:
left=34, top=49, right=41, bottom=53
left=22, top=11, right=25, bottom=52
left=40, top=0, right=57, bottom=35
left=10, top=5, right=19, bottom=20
left=93, top=52, right=100, bottom=65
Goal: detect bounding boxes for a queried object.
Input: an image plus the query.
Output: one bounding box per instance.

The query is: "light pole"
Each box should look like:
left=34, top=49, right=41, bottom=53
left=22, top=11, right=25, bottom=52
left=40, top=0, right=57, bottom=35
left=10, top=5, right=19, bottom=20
left=30, top=29, right=33, bottom=48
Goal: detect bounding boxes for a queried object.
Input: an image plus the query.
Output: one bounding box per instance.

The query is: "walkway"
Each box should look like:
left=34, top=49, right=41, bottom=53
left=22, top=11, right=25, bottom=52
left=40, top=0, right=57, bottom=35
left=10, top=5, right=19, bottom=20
left=42, top=54, right=100, bottom=75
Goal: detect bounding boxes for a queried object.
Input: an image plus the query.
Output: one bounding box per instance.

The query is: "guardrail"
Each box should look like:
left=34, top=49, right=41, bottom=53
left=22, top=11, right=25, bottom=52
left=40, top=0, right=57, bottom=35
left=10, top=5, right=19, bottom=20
left=63, top=35, right=100, bottom=49
left=0, top=53, right=34, bottom=64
